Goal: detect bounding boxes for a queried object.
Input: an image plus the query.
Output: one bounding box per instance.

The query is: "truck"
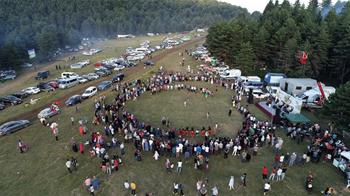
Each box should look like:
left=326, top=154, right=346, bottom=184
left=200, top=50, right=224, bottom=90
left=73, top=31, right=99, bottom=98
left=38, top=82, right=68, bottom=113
left=263, top=73, right=286, bottom=86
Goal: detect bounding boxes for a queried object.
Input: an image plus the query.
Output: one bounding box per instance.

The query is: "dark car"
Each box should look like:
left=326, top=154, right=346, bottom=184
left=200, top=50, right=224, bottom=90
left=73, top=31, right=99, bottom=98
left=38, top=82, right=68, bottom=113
left=101, top=64, right=114, bottom=70
left=0, top=95, right=22, bottom=105
left=65, top=95, right=82, bottom=106
left=0, top=102, right=5, bottom=110
left=97, top=80, right=112, bottom=90
left=0, top=120, right=31, bottom=136
left=11, top=91, right=29, bottom=99
left=95, top=69, right=112, bottom=77
left=144, top=60, right=154, bottom=66
left=37, top=82, right=55, bottom=92
left=35, top=70, right=50, bottom=80
left=112, top=73, right=125, bottom=83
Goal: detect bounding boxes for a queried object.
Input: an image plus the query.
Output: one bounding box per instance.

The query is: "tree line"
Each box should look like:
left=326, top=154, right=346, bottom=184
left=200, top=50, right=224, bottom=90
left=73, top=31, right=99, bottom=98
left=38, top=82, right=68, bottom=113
left=206, top=0, right=350, bottom=86
left=0, top=0, right=248, bottom=69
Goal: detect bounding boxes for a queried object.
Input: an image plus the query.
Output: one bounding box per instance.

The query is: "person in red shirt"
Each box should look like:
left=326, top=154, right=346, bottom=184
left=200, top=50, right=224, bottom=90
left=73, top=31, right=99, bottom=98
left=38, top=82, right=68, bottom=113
left=262, top=166, right=269, bottom=180
left=79, top=142, right=84, bottom=154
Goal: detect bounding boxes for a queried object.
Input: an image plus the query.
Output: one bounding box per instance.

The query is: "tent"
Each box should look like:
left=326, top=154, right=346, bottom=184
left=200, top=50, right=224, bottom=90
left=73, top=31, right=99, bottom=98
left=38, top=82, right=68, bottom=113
left=285, top=113, right=310, bottom=124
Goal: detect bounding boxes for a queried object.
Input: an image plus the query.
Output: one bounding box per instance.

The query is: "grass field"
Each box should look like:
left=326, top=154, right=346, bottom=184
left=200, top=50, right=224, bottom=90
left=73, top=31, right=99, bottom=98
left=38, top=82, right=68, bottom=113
left=0, top=36, right=348, bottom=196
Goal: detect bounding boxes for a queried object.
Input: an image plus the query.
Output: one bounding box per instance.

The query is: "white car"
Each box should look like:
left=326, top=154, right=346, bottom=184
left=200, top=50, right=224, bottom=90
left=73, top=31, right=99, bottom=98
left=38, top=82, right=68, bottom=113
left=22, top=87, right=41, bottom=94
left=37, top=107, right=60, bottom=119
left=251, top=89, right=270, bottom=99
left=82, top=86, right=97, bottom=99
left=113, top=64, right=125, bottom=71
left=77, top=77, right=88, bottom=84
left=82, top=73, right=99, bottom=81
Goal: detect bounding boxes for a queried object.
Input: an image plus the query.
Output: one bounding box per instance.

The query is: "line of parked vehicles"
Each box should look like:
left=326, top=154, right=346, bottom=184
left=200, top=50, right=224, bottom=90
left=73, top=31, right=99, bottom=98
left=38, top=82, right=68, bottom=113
left=0, top=35, right=192, bottom=136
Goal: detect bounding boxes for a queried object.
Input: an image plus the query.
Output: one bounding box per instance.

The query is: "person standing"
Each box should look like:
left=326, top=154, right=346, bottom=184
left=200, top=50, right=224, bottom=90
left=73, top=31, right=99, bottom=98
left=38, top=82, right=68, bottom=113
left=18, top=139, right=25, bottom=153
left=228, top=109, right=232, bottom=116
left=66, top=159, right=72, bottom=173
left=281, top=165, right=287, bottom=180
left=177, top=160, right=183, bottom=173
left=276, top=168, right=283, bottom=181
left=123, top=180, right=130, bottom=191
left=262, top=166, right=269, bottom=180
left=206, top=112, right=210, bottom=119
left=269, top=167, right=277, bottom=181
left=71, top=116, right=75, bottom=125
left=211, top=185, right=219, bottom=196
left=241, top=173, right=247, bottom=187
left=130, top=182, right=137, bottom=196
left=263, top=182, right=271, bottom=195
left=89, top=185, right=95, bottom=195
left=229, top=176, right=235, bottom=190
left=79, top=142, right=84, bottom=154
left=153, top=150, right=159, bottom=160
left=173, top=182, right=179, bottom=194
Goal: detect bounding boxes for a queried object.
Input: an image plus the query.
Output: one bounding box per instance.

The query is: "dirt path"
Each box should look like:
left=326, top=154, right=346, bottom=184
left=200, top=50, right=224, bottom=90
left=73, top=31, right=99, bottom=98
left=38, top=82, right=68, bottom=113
left=1, top=37, right=205, bottom=124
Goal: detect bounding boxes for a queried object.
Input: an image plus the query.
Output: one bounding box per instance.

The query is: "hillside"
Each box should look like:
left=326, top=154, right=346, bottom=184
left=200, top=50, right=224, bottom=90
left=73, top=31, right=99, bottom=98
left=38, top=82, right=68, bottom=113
left=0, top=0, right=248, bottom=68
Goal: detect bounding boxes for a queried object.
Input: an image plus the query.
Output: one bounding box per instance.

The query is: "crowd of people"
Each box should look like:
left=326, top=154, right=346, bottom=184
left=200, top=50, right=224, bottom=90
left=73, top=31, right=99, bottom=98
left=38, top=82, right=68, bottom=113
left=17, top=54, right=348, bottom=195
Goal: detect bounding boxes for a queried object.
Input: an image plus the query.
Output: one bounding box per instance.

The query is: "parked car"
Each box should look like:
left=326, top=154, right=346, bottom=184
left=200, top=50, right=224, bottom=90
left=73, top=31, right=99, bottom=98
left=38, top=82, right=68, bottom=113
left=37, top=106, right=60, bottom=119
left=0, top=102, right=5, bottom=110
left=65, top=95, right=82, bottom=106
left=82, top=73, right=99, bottom=81
left=97, top=80, right=112, bottom=90
left=77, top=76, right=88, bottom=84
left=112, top=73, right=125, bottom=83
left=82, top=86, right=98, bottom=99
left=95, top=69, right=111, bottom=77
left=22, top=86, right=41, bottom=94
left=251, top=89, right=270, bottom=99
left=114, top=64, right=125, bottom=71
left=11, top=91, right=29, bottom=99
left=0, top=74, right=16, bottom=81
left=0, top=95, right=22, bottom=105
left=35, top=71, right=50, bottom=80
left=37, top=82, right=55, bottom=92
left=144, top=60, right=154, bottom=66
left=0, top=120, right=31, bottom=136
left=48, top=80, right=59, bottom=89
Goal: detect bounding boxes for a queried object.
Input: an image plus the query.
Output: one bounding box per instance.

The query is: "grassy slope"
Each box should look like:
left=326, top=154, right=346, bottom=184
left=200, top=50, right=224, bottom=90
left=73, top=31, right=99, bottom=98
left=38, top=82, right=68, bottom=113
left=0, top=37, right=347, bottom=196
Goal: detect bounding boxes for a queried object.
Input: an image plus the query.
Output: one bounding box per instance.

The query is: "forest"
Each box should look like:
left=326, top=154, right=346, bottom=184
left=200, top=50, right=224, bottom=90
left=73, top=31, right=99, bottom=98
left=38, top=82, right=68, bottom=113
left=206, top=0, right=350, bottom=86
left=0, top=0, right=248, bottom=69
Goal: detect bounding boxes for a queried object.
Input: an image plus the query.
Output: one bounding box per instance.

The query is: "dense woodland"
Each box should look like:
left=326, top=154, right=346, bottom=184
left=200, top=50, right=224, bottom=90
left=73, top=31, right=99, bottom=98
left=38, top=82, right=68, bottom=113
left=0, top=0, right=248, bottom=69
left=206, top=0, right=350, bottom=86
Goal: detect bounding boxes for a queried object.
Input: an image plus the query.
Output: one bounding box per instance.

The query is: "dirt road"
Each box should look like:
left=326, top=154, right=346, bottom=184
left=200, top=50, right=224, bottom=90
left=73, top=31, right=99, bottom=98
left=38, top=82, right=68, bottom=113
left=1, top=37, right=205, bottom=124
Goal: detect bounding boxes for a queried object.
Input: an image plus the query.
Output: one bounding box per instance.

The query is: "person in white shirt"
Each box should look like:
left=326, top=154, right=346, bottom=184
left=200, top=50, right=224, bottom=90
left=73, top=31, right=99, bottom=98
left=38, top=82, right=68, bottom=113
left=232, top=145, right=238, bottom=156
left=212, top=185, right=219, bottom=196
left=264, top=182, right=271, bottom=195
left=123, top=180, right=130, bottom=190
left=228, top=176, right=235, bottom=190
left=153, top=150, right=159, bottom=161
left=276, top=168, right=283, bottom=181
left=177, top=160, right=183, bottom=173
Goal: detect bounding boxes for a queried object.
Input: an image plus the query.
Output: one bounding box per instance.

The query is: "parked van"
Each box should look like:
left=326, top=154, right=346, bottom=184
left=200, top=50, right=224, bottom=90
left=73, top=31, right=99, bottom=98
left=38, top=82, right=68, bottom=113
left=220, top=69, right=241, bottom=79
left=58, top=77, right=79, bottom=89
left=61, top=72, right=79, bottom=78
left=264, top=73, right=286, bottom=86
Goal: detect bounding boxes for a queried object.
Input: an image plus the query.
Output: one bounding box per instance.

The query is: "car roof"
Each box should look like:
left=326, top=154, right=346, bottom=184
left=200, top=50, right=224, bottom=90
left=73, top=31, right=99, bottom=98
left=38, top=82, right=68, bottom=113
left=86, top=86, right=96, bottom=90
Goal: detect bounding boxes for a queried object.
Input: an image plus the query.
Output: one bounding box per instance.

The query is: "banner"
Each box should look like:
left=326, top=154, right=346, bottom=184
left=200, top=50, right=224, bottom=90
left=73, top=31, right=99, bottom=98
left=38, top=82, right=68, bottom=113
left=28, top=49, right=36, bottom=59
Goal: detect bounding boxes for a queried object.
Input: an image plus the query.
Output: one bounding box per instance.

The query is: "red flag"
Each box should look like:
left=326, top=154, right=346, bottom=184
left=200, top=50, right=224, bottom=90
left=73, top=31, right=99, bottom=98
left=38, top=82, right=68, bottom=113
left=299, top=51, right=308, bottom=65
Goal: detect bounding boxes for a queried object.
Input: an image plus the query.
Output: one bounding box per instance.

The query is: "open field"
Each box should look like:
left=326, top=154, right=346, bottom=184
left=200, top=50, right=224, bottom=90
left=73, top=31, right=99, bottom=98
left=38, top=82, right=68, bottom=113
left=0, top=35, right=201, bottom=123
left=0, top=36, right=348, bottom=196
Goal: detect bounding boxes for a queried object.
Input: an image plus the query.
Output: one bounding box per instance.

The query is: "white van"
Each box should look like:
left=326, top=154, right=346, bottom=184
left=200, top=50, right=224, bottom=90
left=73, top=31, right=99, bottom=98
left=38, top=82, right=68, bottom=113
left=58, top=77, right=79, bottom=89
left=220, top=69, right=241, bottom=79
left=61, top=72, right=79, bottom=78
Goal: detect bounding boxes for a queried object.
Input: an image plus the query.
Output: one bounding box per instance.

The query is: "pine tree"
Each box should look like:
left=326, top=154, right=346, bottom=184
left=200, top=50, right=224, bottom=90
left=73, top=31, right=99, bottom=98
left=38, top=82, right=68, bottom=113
left=322, top=81, right=350, bottom=130
left=235, top=42, right=255, bottom=74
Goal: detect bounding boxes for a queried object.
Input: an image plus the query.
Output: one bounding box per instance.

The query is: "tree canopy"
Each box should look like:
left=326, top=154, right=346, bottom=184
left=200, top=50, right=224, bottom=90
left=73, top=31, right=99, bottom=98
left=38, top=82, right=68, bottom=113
left=0, top=0, right=248, bottom=69
left=206, top=0, right=350, bottom=86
